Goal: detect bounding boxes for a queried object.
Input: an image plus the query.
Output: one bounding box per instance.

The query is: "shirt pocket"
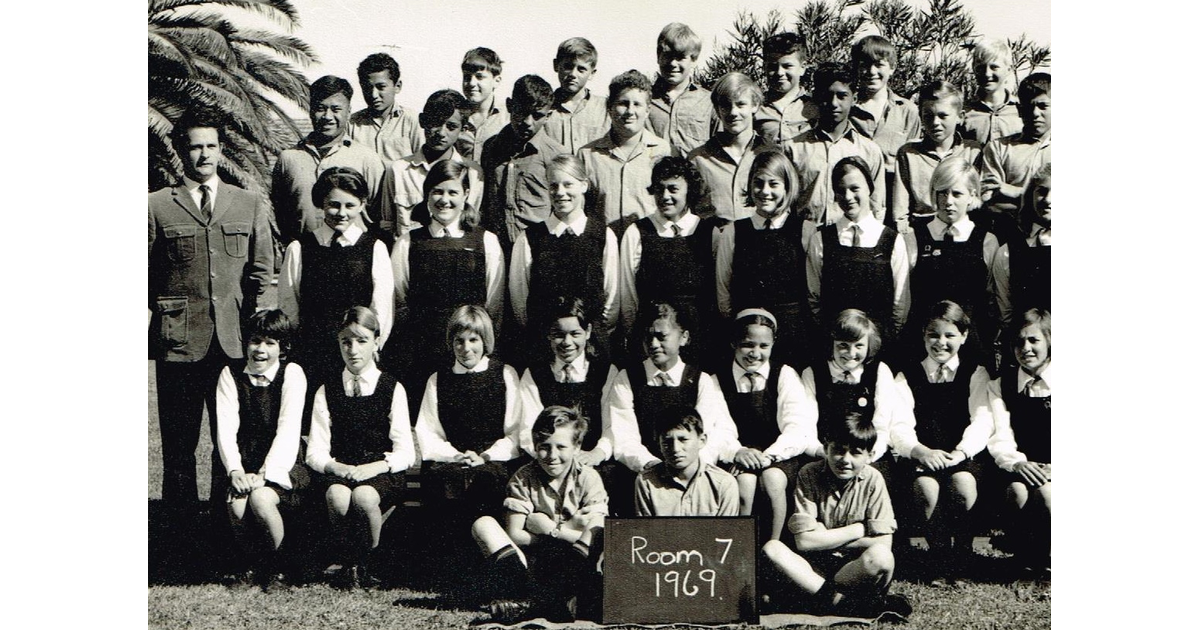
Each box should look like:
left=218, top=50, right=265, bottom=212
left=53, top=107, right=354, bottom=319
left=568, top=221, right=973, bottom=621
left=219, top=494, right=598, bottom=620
left=163, top=224, right=196, bottom=262
left=222, top=222, right=250, bottom=258
left=676, top=111, right=711, bottom=144
left=156, top=296, right=188, bottom=347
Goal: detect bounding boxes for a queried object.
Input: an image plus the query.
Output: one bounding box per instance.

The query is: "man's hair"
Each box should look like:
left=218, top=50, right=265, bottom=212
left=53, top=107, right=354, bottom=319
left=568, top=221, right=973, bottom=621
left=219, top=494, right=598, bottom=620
left=422, top=89, right=469, bottom=124
left=1018, top=72, right=1051, bottom=104
left=657, top=22, right=702, bottom=59
left=763, top=32, right=807, bottom=63
left=655, top=405, right=705, bottom=439
left=607, top=69, right=654, bottom=107
left=357, top=52, right=401, bottom=84
left=917, top=79, right=963, bottom=111
left=851, top=35, right=898, bottom=68
left=711, top=71, right=764, bottom=109
left=310, top=75, right=354, bottom=106
left=170, top=109, right=226, bottom=149
left=811, top=63, right=856, bottom=96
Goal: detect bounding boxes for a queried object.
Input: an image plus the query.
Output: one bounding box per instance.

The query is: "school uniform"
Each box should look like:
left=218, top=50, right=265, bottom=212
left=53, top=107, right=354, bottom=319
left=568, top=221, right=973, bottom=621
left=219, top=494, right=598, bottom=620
left=634, top=462, right=739, bottom=516
left=849, top=89, right=922, bottom=175
left=215, top=361, right=309, bottom=506
left=686, top=133, right=772, bottom=223
left=414, top=357, right=523, bottom=515
left=980, top=131, right=1051, bottom=234
left=458, top=96, right=510, bottom=162
left=786, top=125, right=886, bottom=225
left=545, top=87, right=611, bottom=154
left=986, top=364, right=1051, bottom=482
left=348, top=104, right=424, bottom=165
left=479, top=126, right=567, bottom=252
left=376, top=148, right=484, bottom=235
left=270, top=135, right=386, bottom=244
left=716, top=362, right=822, bottom=476
left=755, top=91, right=817, bottom=145
left=989, top=229, right=1051, bottom=329
left=517, top=355, right=618, bottom=458
left=306, top=365, right=415, bottom=508
left=149, top=176, right=272, bottom=508
left=799, top=361, right=899, bottom=463
left=961, top=93, right=1023, bottom=146
left=890, top=356, right=994, bottom=481
left=278, top=224, right=394, bottom=387
left=391, top=218, right=505, bottom=385
left=806, top=215, right=910, bottom=343
left=787, top=460, right=897, bottom=575
left=890, top=136, right=983, bottom=231
left=716, top=212, right=818, bottom=367
left=647, top=79, right=718, bottom=157
left=577, top=129, right=672, bottom=232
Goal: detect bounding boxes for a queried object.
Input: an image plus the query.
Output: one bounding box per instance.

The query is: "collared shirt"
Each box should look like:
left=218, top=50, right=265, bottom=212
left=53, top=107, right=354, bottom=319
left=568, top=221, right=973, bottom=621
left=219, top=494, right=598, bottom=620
left=215, top=361, right=306, bottom=489
left=890, top=360, right=995, bottom=459
left=376, top=147, right=484, bottom=235
left=787, top=461, right=897, bottom=536
left=480, top=127, right=569, bottom=245
left=733, top=362, right=770, bottom=393
left=184, top=175, right=220, bottom=215
left=980, top=131, right=1051, bottom=211
left=647, top=79, right=717, bottom=157
left=891, top=135, right=983, bottom=229
left=545, top=88, right=611, bottom=154
left=503, top=460, right=609, bottom=522
left=721, top=361, right=822, bottom=461
left=786, top=125, right=886, bottom=225
left=961, top=93, right=1023, bottom=146
left=985, top=363, right=1052, bottom=470
left=578, top=129, right=672, bottom=225
left=604, top=359, right=739, bottom=472
left=799, top=362, right=900, bottom=462
left=269, top=136, right=386, bottom=244
left=755, top=90, right=817, bottom=144
left=618, top=211, right=720, bottom=331
left=805, top=214, right=911, bottom=333
left=390, top=218, right=506, bottom=327
left=508, top=212, right=620, bottom=331
left=714, top=211, right=818, bottom=317
left=687, top=132, right=771, bottom=221
left=278, top=223, right=395, bottom=346
left=633, top=462, right=739, bottom=516
left=517, top=362, right=620, bottom=458
left=849, top=89, right=922, bottom=171
left=348, top=105, right=424, bottom=165
left=305, top=364, right=415, bottom=474
left=988, top=230, right=1049, bottom=328
left=413, top=357, right=524, bottom=463
left=826, top=360, right=865, bottom=384
left=902, top=215, right=1000, bottom=273
left=458, top=97, right=510, bottom=161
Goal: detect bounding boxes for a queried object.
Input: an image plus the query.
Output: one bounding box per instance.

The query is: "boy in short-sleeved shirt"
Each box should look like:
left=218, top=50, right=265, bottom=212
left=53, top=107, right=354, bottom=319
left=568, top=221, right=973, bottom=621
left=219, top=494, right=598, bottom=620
left=348, top=53, right=423, bottom=165
left=646, top=23, right=718, bottom=157
left=633, top=406, right=739, bottom=516
left=961, top=38, right=1023, bottom=146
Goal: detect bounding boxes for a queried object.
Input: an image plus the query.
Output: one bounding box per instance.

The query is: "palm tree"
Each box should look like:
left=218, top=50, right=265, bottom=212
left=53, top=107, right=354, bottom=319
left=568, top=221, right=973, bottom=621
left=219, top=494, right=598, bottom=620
left=148, top=0, right=317, bottom=194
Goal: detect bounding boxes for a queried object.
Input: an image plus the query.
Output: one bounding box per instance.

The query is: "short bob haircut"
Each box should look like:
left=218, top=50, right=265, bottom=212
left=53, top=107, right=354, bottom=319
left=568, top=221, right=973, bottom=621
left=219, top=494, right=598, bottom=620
left=851, top=34, right=898, bottom=68
left=357, top=52, right=401, bottom=84
left=1021, top=162, right=1051, bottom=231
left=555, top=37, right=598, bottom=68
left=917, top=79, right=964, bottom=111
left=422, top=160, right=480, bottom=230
left=711, top=72, right=764, bottom=109
left=1018, top=72, right=1051, bottom=105
left=511, top=74, right=555, bottom=111
left=647, top=156, right=706, bottom=211
left=311, top=166, right=370, bottom=207
left=607, top=69, right=654, bottom=107
left=171, top=108, right=226, bottom=149
left=742, top=148, right=801, bottom=213
left=546, top=153, right=589, bottom=184
left=832, top=155, right=876, bottom=196
left=829, top=309, right=883, bottom=363
left=243, top=308, right=296, bottom=357
left=811, top=63, right=857, bottom=96
left=462, top=47, right=503, bottom=76
left=763, top=32, right=807, bottom=63
left=446, top=304, right=496, bottom=356
left=1010, top=307, right=1051, bottom=352
left=309, top=75, right=354, bottom=106
left=657, top=22, right=702, bottom=59
left=655, top=405, right=705, bottom=440
left=928, top=156, right=981, bottom=210
left=339, top=306, right=382, bottom=339
left=922, top=300, right=972, bottom=336
left=531, top=405, right=589, bottom=448
left=819, top=411, right=877, bottom=453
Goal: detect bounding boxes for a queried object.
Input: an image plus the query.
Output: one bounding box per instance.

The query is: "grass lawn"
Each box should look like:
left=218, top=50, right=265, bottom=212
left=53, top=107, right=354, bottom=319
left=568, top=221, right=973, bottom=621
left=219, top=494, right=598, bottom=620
left=148, top=361, right=1049, bottom=629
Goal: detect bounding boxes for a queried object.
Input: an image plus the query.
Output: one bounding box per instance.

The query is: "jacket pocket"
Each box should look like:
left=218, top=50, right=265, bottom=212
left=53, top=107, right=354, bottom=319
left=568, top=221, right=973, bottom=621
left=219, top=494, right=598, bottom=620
left=163, top=224, right=197, bottom=262
left=156, top=296, right=188, bottom=347
left=222, top=222, right=250, bottom=257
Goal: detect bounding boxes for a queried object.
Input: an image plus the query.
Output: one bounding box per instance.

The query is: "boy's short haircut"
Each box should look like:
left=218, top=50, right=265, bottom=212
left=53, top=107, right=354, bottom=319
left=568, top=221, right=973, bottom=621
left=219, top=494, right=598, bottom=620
left=929, top=155, right=980, bottom=200
left=812, top=63, right=856, bottom=96
left=820, top=411, right=877, bottom=452
left=971, top=37, right=1012, bottom=69
left=422, top=89, right=470, bottom=122
left=531, top=405, right=589, bottom=447
left=357, top=52, right=401, bottom=84
left=462, top=47, right=504, bottom=76
left=171, top=108, right=226, bottom=148
left=655, top=405, right=705, bottom=440
left=512, top=74, right=556, bottom=110
left=657, top=22, right=702, bottom=59
left=310, top=75, right=354, bottom=106
left=763, top=32, right=807, bottom=63
left=830, top=308, right=883, bottom=362
left=311, top=166, right=370, bottom=207
left=640, top=301, right=694, bottom=338
left=917, top=79, right=963, bottom=110
left=1011, top=307, right=1051, bottom=349
left=851, top=34, right=898, bottom=68
left=243, top=309, right=296, bottom=355
left=607, top=69, right=654, bottom=107
left=446, top=304, right=496, bottom=355
left=1018, top=72, right=1051, bottom=104
left=711, top=71, right=764, bottom=109
left=648, top=156, right=706, bottom=209
left=555, top=37, right=598, bottom=68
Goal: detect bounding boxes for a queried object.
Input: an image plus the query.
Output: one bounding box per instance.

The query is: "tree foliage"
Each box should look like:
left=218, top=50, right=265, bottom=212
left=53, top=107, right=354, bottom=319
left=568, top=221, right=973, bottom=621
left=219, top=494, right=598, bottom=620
left=696, top=0, right=1050, bottom=99
left=148, top=0, right=317, bottom=194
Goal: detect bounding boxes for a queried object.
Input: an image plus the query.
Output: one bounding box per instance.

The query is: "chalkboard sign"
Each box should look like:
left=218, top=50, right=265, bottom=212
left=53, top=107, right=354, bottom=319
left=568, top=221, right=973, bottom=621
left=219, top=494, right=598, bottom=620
left=602, top=517, right=758, bottom=625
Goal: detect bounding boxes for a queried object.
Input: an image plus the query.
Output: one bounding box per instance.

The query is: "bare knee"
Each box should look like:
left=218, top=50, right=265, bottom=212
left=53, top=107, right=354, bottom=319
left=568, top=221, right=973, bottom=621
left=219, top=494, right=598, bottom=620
left=912, top=477, right=940, bottom=511
left=326, top=484, right=352, bottom=514
left=761, top=467, right=788, bottom=494
left=762, top=539, right=795, bottom=565
left=248, top=486, right=280, bottom=515
left=1035, top=482, right=1051, bottom=513
left=1005, top=481, right=1029, bottom=510
left=351, top=486, right=382, bottom=513
left=860, top=543, right=895, bottom=577
left=949, top=472, right=978, bottom=504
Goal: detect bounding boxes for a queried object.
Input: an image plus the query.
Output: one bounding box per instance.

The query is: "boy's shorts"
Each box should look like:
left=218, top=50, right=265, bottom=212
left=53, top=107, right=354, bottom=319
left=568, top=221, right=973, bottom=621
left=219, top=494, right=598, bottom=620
left=804, top=549, right=858, bottom=579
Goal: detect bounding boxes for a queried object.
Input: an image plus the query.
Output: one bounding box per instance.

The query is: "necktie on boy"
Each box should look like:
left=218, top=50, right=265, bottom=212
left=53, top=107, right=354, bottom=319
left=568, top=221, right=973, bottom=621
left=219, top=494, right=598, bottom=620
left=199, top=184, right=212, bottom=222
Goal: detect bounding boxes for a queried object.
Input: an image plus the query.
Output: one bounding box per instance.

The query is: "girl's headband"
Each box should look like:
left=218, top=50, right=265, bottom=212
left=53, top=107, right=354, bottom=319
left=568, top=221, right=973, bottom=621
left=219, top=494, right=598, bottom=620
left=734, top=308, right=777, bottom=328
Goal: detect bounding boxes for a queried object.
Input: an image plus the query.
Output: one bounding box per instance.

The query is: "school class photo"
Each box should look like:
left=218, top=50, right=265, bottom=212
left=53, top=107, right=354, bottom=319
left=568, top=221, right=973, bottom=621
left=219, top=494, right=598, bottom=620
left=148, top=0, right=1051, bottom=626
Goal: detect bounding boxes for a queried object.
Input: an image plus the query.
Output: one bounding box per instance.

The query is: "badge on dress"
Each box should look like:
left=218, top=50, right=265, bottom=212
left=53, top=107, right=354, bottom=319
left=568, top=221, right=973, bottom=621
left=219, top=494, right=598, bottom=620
left=857, top=397, right=868, bottom=407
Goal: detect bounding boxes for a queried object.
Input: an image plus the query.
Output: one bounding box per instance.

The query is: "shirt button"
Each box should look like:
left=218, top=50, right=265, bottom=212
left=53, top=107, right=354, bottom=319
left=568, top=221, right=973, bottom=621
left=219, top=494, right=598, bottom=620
left=210, top=249, right=215, bottom=254
left=210, top=272, right=217, bottom=278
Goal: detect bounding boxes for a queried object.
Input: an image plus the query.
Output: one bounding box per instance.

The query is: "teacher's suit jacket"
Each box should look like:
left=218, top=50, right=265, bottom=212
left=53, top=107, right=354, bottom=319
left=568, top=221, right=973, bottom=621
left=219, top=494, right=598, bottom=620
left=148, top=182, right=273, bottom=362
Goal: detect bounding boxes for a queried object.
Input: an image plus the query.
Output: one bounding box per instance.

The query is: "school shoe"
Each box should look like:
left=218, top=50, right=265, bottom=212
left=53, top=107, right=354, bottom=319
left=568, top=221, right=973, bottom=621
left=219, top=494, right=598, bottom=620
left=259, top=572, right=290, bottom=594
left=221, top=568, right=256, bottom=589
left=487, top=599, right=533, bottom=624
left=350, top=564, right=382, bottom=589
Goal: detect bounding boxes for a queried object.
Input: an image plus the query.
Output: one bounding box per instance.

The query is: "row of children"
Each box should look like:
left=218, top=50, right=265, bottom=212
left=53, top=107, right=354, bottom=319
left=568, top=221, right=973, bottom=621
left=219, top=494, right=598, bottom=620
left=212, top=294, right=1049, bottom=618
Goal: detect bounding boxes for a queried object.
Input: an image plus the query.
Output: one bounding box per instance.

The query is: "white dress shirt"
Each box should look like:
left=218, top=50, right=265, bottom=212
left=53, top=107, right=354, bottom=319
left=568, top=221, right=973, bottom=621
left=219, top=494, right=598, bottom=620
left=720, top=361, right=822, bottom=460
left=390, top=217, right=507, bottom=327
left=890, top=356, right=996, bottom=459
left=215, top=361, right=306, bottom=490
left=986, top=363, right=1052, bottom=471
left=305, top=364, right=415, bottom=473
left=799, top=360, right=900, bottom=462
left=414, top=356, right=524, bottom=463
left=516, top=357, right=620, bottom=458
left=184, top=175, right=220, bottom=216
left=805, top=213, right=910, bottom=332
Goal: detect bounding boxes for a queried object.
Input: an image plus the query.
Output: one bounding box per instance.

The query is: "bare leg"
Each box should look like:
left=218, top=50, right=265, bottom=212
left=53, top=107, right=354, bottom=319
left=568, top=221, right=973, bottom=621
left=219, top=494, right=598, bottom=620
left=947, top=472, right=978, bottom=553
left=471, top=516, right=527, bottom=565
left=762, top=539, right=826, bottom=594
left=761, top=468, right=789, bottom=542
left=736, top=472, right=758, bottom=516
left=831, top=541, right=894, bottom=596
left=248, top=486, right=285, bottom=550
left=350, top=485, right=384, bottom=550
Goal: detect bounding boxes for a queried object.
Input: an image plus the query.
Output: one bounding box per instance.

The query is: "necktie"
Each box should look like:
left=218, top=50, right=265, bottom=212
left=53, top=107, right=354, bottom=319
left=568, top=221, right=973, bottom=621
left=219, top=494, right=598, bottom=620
left=1022, top=375, right=1042, bottom=396
left=564, top=227, right=577, bottom=237
left=850, top=224, right=862, bottom=247
left=671, top=223, right=681, bottom=238
left=944, top=225, right=957, bottom=243
left=936, top=365, right=950, bottom=383
left=330, top=230, right=344, bottom=249
left=198, top=184, right=212, bottom=222
left=352, top=375, right=363, bottom=397
left=741, top=371, right=757, bottom=393
left=252, top=374, right=269, bottom=387
left=841, top=370, right=854, bottom=384
left=654, top=372, right=671, bottom=387
left=560, top=364, right=575, bottom=383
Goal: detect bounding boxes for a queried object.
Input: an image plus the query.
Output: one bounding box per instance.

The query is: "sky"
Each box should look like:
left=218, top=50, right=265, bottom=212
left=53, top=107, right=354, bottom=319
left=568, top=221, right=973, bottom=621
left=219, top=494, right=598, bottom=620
left=268, top=0, right=1050, bottom=117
